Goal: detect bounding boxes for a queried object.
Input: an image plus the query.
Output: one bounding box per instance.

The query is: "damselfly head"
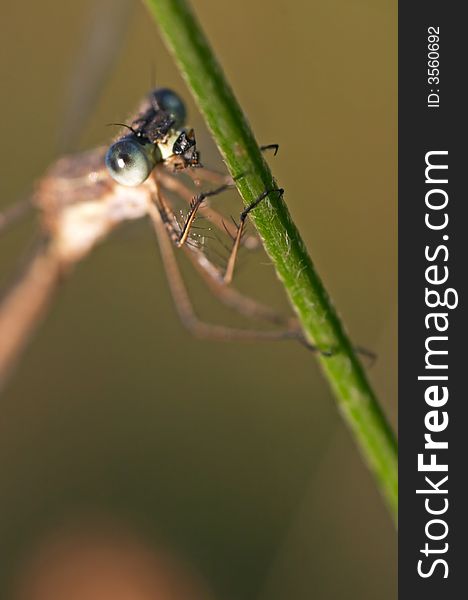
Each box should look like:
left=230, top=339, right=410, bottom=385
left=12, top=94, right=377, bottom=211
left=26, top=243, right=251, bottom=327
left=105, top=136, right=161, bottom=187
left=105, top=88, right=200, bottom=185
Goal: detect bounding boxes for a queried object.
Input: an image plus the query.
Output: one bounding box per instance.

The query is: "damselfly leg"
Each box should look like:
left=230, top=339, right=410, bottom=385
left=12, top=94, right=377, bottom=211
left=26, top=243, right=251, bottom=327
left=223, top=188, right=284, bottom=285
left=147, top=195, right=311, bottom=347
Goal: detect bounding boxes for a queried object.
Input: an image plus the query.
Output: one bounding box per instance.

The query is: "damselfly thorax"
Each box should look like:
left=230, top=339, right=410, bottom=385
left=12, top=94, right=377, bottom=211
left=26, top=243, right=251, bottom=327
left=0, top=87, right=307, bottom=388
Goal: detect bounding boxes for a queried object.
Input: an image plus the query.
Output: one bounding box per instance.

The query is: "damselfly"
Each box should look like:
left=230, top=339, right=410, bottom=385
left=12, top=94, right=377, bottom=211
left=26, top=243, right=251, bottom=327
left=0, top=88, right=309, bottom=387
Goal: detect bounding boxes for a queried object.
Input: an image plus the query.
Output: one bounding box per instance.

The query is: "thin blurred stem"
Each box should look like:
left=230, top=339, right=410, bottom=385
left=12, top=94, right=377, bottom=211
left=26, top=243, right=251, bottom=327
left=143, top=0, right=398, bottom=522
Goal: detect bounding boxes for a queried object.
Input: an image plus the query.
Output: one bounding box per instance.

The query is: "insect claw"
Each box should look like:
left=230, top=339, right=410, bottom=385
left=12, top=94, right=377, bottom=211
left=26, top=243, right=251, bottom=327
left=260, top=143, right=280, bottom=156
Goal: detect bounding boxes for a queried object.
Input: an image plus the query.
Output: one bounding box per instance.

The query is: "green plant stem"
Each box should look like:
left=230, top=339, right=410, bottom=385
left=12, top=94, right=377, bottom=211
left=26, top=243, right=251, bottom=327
left=144, top=0, right=398, bottom=522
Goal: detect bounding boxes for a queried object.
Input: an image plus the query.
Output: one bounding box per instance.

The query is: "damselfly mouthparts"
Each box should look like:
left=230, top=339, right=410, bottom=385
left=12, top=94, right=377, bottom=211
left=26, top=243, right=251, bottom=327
left=0, top=88, right=308, bottom=387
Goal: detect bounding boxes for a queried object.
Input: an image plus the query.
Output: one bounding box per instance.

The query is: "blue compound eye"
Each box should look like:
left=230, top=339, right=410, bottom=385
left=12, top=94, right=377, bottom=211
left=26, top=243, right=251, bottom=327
left=153, top=88, right=187, bottom=128
left=105, top=137, right=156, bottom=186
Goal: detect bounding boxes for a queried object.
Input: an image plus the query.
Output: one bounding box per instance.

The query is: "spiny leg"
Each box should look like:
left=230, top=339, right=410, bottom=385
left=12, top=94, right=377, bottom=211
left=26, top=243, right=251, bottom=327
left=177, top=182, right=234, bottom=246
left=156, top=168, right=241, bottom=242
left=153, top=183, right=295, bottom=328
left=147, top=198, right=314, bottom=348
left=147, top=174, right=185, bottom=246
left=157, top=143, right=281, bottom=249
left=224, top=188, right=284, bottom=285
left=160, top=178, right=283, bottom=279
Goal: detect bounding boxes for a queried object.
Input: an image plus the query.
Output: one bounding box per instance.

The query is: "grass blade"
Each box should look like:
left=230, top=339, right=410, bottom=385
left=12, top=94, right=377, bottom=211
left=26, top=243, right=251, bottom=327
left=143, top=0, right=398, bottom=522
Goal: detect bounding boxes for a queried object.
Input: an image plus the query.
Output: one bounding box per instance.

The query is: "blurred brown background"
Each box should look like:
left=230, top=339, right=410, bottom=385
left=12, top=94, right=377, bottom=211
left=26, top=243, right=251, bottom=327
left=0, top=0, right=397, bottom=599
